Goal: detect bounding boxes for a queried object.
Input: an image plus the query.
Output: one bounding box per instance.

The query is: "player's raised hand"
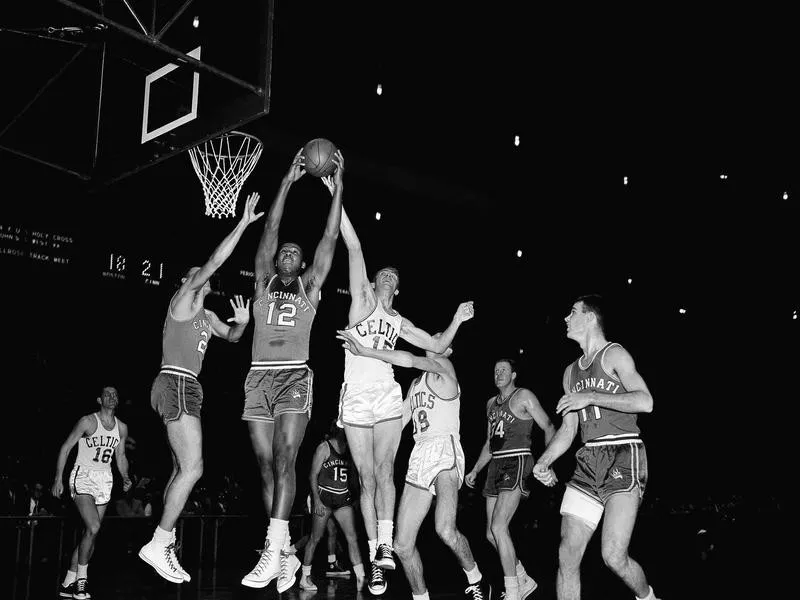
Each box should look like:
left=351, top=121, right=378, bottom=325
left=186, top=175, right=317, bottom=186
left=455, top=301, right=475, bottom=323
left=464, top=470, right=477, bottom=488
left=321, top=175, right=335, bottom=197
left=321, top=151, right=345, bottom=197
left=336, top=329, right=365, bottom=355
left=51, top=479, right=63, bottom=498
left=532, top=462, right=558, bottom=487
left=227, top=295, right=251, bottom=325
left=286, top=147, right=306, bottom=183
left=241, top=192, right=265, bottom=225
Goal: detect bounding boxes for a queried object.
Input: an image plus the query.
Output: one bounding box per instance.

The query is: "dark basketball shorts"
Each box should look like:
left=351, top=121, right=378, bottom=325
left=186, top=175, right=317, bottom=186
left=319, top=487, right=354, bottom=511
left=483, top=453, right=533, bottom=498
left=561, top=439, right=648, bottom=529
left=150, top=370, right=203, bottom=423
left=243, top=364, right=313, bottom=422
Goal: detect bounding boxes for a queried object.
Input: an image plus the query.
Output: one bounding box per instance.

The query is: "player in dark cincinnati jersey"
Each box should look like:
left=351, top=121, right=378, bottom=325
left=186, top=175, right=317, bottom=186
left=140, top=192, right=263, bottom=585
left=533, top=295, right=660, bottom=600
left=241, top=149, right=344, bottom=591
left=465, top=359, right=555, bottom=600
left=299, top=422, right=365, bottom=591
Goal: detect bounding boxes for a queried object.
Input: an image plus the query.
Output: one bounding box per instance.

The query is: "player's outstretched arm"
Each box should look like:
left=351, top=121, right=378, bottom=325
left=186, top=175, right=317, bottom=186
left=337, top=330, right=450, bottom=374
left=51, top=416, right=93, bottom=498
left=206, top=295, right=251, bottom=342
left=306, top=151, right=345, bottom=304
left=254, top=149, right=305, bottom=284
left=308, top=442, right=329, bottom=517
left=399, top=301, right=474, bottom=353
left=115, top=420, right=132, bottom=492
left=339, top=206, right=375, bottom=323
left=174, top=193, right=263, bottom=318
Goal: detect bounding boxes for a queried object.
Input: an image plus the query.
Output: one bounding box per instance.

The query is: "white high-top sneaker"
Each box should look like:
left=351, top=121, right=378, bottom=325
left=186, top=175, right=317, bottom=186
left=277, top=551, right=301, bottom=593
left=138, top=538, right=185, bottom=584
left=241, top=540, right=281, bottom=588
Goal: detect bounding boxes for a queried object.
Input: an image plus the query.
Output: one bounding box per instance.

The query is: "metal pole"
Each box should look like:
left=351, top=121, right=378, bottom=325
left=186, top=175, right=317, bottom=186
left=197, top=517, right=204, bottom=588
left=56, top=519, right=64, bottom=596
left=12, top=525, right=21, bottom=600
left=57, top=0, right=264, bottom=95
left=25, top=521, right=35, bottom=600
left=212, top=518, right=219, bottom=594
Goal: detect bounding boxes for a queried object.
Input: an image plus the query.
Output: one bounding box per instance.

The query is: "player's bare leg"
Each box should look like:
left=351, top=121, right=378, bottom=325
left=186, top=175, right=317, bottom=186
left=556, top=514, right=593, bottom=600
left=344, top=426, right=378, bottom=546
left=434, top=470, right=489, bottom=598
left=300, top=503, right=332, bottom=590
left=333, top=505, right=365, bottom=586
left=489, top=489, right=522, bottom=600
left=484, top=496, right=498, bottom=550
left=247, top=421, right=275, bottom=517
left=140, top=414, right=201, bottom=583
left=394, top=484, right=433, bottom=594
left=601, top=491, right=655, bottom=599
left=373, top=417, right=402, bottom=563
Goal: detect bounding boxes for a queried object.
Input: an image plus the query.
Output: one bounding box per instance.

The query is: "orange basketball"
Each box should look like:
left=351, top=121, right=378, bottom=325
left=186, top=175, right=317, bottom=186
left=302, top=138, right=337, bottom=177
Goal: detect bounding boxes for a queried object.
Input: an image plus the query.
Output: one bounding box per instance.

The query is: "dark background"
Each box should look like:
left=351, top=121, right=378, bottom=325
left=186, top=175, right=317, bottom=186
left=1, top=0, right=795, bottom=527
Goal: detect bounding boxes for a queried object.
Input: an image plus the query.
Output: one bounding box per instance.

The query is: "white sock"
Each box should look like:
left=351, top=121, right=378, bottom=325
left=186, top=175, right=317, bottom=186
left=63, top=570, right=77, bottom=586
left=412, top=592, right=430, bottom=600
left=377, top=520, right=393, bottom=547
left=504, top=575, right=519, bottom=600
left=266, top=518, right=289, bottom=550
left=328, top=554, right=336, bottom=563
left=302, top=565, right=312, bottom=576
left=636, top=586, right=656, bottom=600
left=77, top=564, right=88, bottom=580
left=353, top=563, right=365, bottom=578
left=153, top=525, right=172, bottom=544
left=516, top=560, right=528, bottom=579
left=368, top=539, right=377, bottom=563
left=464, top=564, right=482, bottom=585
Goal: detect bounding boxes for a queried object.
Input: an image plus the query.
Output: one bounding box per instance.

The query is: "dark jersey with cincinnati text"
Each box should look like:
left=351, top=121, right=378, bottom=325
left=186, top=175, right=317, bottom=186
left=252, top=275, right=317, bottom=362
left=317, top=440, right=352, bottom=494
left=487, top=389, right=533, bottom=458
left=161, top=299, right=212, bottom=376
left=567, top=342, right=640, bottom=444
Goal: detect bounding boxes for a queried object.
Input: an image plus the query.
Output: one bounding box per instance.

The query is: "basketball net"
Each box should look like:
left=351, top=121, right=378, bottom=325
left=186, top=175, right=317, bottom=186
left=188, top=131, right=263, bottom=218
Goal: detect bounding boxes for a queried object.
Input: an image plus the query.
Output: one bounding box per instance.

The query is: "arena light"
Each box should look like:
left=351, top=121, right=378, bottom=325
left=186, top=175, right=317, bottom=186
left=519, top=348, right=524, bottom=354
left=720, top=173, right=728, bottom=180
left=376, top=84, right=383, bottom=96
left=627, top=277, right=632, bottom=284
left=375, top=212, right=381, bottom=221
left=623, top=176, right=628, bottom=185
left=783, top=191, right=789, bottom=200
left=516, top=249, right=522, bottom=258
left=514, top=135, right=520, bottom=147
left=679, top=308, right=687, bottom=314
left=192, top=16, right=199, bottom=28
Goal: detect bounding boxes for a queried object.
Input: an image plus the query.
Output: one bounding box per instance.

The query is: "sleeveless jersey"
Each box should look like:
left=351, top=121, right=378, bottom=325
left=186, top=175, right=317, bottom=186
left=317, top=440, right=351, bottom=494
left=74, top=413, right=120, bottom=471
left=252, top=275, right=317, bottom=364
left=487, top=389, right=533, bottom=458
left=160, top=298, right=212, bottom=377
left=407, top=372, right=460, bottom=442
left=343, top=302, right=402, bottom=383
left=567, top=342, right=640, bottom=444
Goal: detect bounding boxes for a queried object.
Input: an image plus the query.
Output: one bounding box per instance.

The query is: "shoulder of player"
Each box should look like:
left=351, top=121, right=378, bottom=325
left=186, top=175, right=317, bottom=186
left=348, top=291, right=379, bottom=326
left=602, top=343, right=633, bottom=372
left=315, top=440, right=331, bottom=460
left=512, top=387, right=541, bottom=413
left=429, top=360, right=458, bottom=392
left=79, top=413, right=98, bottom=435
left=116, top=418, right=128, bottom=434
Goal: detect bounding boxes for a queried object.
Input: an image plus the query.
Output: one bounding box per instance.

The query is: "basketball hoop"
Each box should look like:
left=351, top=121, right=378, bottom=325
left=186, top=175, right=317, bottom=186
left=188, top=131, right=263, bottom=218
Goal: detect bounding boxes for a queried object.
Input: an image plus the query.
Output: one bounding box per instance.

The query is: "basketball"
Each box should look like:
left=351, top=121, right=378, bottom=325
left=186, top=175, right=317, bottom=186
left=302, top=138, right=337, bottom=177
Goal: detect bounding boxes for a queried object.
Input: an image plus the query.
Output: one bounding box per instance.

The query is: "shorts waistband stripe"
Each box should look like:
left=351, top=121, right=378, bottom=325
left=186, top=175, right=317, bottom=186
left=491, top=449, right=532, bottom=458
left=250, top=361, right=308, bottom=370
left=318, top=486, right=349, bottom=495
left=160, top=366, right=198, bottom=379
left=585, top=435, right=642, bottom=447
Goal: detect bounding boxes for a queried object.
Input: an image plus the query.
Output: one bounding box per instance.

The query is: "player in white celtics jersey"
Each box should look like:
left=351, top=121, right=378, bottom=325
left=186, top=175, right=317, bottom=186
left=338, top=330, right=491, bottom=600
left=241, top=150, right=344, bottom=592
left=51, top=386, right=131, bottom=600
left=465, top=359, right=555, bottom=600
left=337, top=204, right=474, bottom=595
left=533, top=295, right=659, bottom=600
left=140, top=192, right=264, bottom=585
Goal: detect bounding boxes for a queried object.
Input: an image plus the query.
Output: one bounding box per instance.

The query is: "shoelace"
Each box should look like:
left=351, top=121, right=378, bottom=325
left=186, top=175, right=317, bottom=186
left=370, top=563, right=384, bottom=585
left=164, top=543, right=181, bottom=572
left=251, top=547, right=274, bottom=576
left=278, top=552, right=290, bottom=579
left=76, top=579, right=87, bottom=592
left=465, top=583, right=484, bottom=600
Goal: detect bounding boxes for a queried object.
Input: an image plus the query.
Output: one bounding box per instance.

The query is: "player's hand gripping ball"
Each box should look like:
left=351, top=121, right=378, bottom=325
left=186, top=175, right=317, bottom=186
left=302, top=138, right=338, bottom=177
